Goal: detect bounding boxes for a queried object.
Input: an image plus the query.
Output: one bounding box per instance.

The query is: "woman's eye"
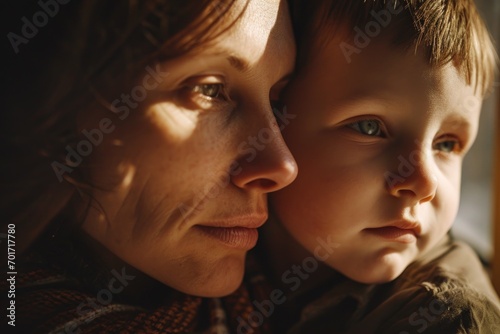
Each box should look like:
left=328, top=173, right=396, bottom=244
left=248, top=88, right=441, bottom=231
left=181, top=79, right=234, bottom=113
left=434, top=140, right=460, bottom=153
left=348, top=119, right=383, bottom=137
left=192, top=84, right=225, bottom=100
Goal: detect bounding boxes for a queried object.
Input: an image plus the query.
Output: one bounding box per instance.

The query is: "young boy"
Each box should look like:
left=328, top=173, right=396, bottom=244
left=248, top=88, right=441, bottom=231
left=254, top=0, right=500, bottom=333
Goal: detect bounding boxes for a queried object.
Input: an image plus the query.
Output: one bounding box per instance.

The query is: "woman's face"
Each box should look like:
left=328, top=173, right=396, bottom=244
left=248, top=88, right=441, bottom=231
left=78, top=0, right=297, bottom=297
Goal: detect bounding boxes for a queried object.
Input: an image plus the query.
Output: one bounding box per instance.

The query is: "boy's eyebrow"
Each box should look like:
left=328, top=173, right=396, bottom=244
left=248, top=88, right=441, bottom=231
left=442, top=113, right=475, bottom=128
left=330, top=95, right=392, bottom=113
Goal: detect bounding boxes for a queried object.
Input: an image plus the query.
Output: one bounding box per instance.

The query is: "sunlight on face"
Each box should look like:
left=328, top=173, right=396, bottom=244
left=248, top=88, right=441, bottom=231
left=150, top=102, right=197, bottom=141
left=272, top=31, right=481, bottom=284
left=79, top=0, right=297, bottom=297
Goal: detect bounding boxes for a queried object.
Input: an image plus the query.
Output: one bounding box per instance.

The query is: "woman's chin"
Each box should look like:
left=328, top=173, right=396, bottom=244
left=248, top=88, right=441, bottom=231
left=183, top=273, right=244, bottom=298
left=169, top=256, right=246, bottom=297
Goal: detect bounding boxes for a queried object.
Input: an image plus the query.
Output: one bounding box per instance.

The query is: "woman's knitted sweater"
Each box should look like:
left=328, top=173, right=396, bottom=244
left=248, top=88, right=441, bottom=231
left=3, top=233, right=272, bottom=334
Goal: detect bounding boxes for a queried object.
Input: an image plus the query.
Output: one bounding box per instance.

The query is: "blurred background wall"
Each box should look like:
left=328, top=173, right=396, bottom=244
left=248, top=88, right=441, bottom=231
left=452, top=0, right=499, bottom=263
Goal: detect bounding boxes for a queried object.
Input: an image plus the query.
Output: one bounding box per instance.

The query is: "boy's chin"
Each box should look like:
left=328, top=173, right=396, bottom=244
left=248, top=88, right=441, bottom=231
left=347, top=268, right=405, bottom=285
left=338, top=256, right=411, bottom=284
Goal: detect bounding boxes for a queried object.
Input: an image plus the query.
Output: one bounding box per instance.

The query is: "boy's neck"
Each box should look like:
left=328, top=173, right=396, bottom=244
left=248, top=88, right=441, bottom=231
left=259, top=213, right=342, bottom=299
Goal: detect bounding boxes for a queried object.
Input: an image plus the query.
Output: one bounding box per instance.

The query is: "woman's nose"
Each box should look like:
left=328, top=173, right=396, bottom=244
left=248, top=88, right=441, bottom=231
left=231, top=112, right=298, bottom=193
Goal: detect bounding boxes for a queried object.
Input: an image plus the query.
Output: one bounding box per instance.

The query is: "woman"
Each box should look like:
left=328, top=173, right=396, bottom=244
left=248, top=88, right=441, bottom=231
left=2, top=0, right=297, bottom=332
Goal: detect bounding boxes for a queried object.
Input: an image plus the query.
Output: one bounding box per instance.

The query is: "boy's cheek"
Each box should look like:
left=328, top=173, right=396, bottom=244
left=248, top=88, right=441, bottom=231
left=432, top=191, right=459, bottom=235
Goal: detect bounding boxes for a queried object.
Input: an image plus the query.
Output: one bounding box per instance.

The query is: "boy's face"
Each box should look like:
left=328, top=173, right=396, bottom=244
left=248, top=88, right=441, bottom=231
left=271, top=31, right=482, bottom=283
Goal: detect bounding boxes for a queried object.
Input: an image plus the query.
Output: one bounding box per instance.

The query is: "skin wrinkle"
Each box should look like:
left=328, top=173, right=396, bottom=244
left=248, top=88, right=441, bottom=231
left=80, top=0, right=297, bottom=297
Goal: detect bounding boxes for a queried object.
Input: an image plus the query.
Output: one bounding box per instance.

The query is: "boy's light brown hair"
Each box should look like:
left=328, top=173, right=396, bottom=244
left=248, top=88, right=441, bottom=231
left=291, top=0, right=497, bottom=96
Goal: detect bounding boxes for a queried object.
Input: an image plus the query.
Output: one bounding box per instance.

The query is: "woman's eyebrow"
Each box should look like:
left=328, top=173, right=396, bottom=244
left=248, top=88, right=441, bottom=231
left=226, top=54, right=251, bottom=72
left=207, top=49, right=293, bottom=81
left=204, top=48, right=251, bottom=73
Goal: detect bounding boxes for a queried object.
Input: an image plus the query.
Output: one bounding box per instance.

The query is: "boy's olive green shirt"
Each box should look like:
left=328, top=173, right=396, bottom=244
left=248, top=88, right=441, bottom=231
left=287, top=236, right=500, bottom=334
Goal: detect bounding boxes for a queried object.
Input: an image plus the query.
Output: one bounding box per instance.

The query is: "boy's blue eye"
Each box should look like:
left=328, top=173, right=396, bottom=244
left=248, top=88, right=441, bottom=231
left=434, top=140, right=459, bottom=153
left=349, top=119, right=382, bottom=136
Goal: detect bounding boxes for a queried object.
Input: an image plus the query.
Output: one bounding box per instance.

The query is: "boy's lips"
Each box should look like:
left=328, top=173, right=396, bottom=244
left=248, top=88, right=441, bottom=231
left=364, top=219, right=421, bottom=244
left=388, top=219, right=422, bottom=236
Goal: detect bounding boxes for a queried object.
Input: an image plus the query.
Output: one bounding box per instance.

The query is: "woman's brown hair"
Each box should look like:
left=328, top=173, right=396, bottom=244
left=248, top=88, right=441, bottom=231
left=2, top=0, right=247, bottom=252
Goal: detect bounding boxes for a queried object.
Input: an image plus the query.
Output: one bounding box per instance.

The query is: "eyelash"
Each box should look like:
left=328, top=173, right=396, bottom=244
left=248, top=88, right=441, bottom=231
left=186, top=84, right=235, bottom=114
left=347, top=119, right=464, bottom=154
left=179, top=76, right=234, bottom=112
left=191, top=83, right=228, bottom=102
left=433, top=136, right=462, bottom=154
left=347, top=119, right=386, bottom=137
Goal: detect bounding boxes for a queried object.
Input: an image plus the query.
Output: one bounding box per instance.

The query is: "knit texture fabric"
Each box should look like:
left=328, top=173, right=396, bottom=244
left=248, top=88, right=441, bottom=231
left=3, top=233, right=274, bottom=334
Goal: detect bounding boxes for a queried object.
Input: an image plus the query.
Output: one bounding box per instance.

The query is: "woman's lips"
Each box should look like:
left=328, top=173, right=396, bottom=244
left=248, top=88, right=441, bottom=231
left=364, top=226, right=417, bottom=244
left=195, top=226, right=259, bottom=249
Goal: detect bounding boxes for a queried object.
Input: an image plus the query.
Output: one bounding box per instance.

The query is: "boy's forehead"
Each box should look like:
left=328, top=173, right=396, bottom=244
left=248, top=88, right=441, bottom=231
left=295, top=0, right=496, bottom=99
left=317, top=28, right=472, bottom=90
left=295, top=31, right=481, bottom=126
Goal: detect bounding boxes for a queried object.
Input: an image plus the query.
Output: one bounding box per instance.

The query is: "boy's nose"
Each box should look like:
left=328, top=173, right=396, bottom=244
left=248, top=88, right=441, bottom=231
left=387, top=147, right=438, bottom=203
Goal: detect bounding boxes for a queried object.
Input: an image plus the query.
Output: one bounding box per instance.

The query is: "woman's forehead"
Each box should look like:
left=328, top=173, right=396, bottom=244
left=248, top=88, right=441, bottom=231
left=221, top=0, right=294, bottom=60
